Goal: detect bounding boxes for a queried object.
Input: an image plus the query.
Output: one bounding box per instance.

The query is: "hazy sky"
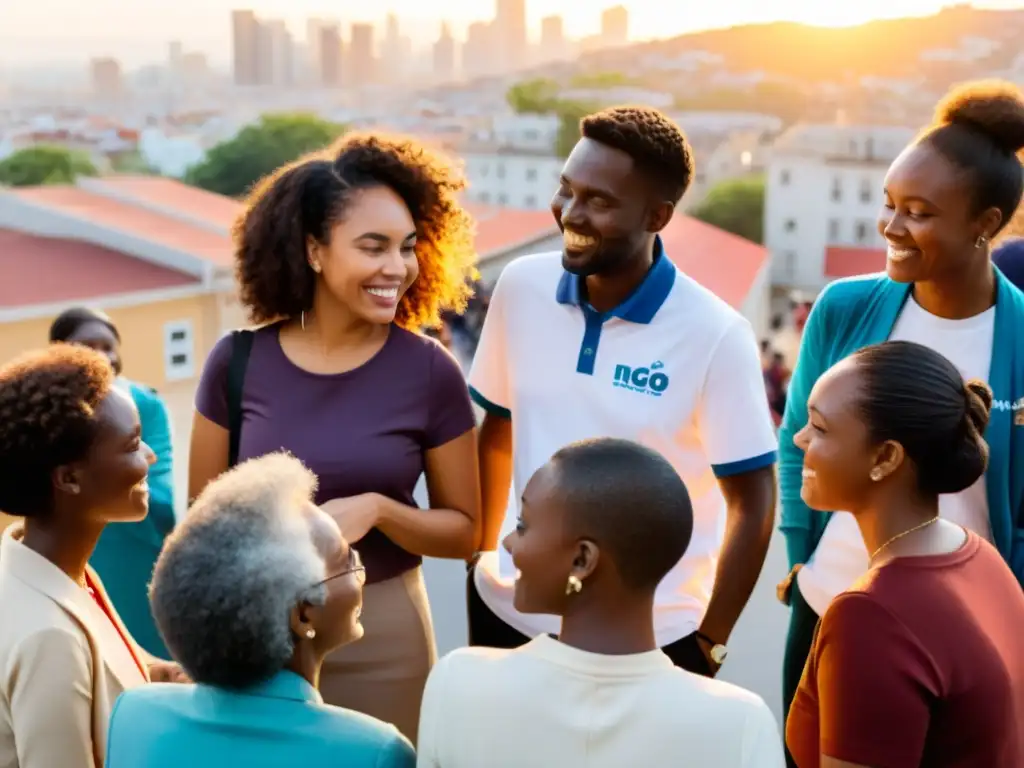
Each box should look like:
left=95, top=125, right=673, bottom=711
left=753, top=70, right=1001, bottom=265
left=2, top=0, right=1021, bottom=68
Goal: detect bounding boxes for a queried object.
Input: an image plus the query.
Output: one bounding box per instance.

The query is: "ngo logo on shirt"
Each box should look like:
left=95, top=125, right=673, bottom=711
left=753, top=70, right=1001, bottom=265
left=613, top=361, right=669, bottom=397
left=993, top=395, right=1024, bottom=425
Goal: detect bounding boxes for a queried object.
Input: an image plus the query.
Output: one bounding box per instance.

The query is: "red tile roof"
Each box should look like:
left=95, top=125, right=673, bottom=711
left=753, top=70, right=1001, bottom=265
left=12, top=186, right=234, bottom=267
left=824, top=246, right=886, bottom=279
left=661, top=215, right=768, bottom=308
left=91, top=176, right=243, bottom=231
left=0, top=229, right=199, bottom=309
left=465, top=203, right=558, bottom=257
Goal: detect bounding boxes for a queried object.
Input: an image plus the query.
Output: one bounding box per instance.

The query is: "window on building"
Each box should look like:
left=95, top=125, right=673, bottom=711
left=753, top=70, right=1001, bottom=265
left=831, top=177, right=842, bottom=202
left=164, top=320, right=195, bottom=382
left=784, top=219, right=797, bottom=233
left=781, top=251, right=797, bottom=279
left=526, top=167, right=537, bottom=181
left=780, top=169, right=791, bottom=186
left=498, top=193, right=508, bottom=205
left=859, top=178, right=872, bottom=204
left=480, top=191, right=491, bottom=203
left=480, top=166, right=489, bottom=177
left=525, top=195, right=537, bottom=208
left=496, top=164, right=506, bottom=179
left=855, top=221, right=870, bottom=243
left=828, top=219, right=840, bottom=241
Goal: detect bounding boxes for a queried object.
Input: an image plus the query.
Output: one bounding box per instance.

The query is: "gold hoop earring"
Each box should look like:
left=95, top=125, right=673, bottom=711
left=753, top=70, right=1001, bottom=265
left=565, top=575, right=582, bottom=595
left=301, top=311, right=306, bottom=331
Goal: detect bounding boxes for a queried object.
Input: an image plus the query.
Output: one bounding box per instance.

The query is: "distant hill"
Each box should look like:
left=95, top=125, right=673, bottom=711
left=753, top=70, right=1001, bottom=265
left=586, top=5, right=1024, bottom=84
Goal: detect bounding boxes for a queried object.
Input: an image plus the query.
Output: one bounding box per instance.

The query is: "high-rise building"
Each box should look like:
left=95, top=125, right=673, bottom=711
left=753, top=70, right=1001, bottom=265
left=90, top=57, right=123, bottom=97
left=463, top=21, right=498, bottom=78
left=496, top=0, right=527, bottom=72
left=264, top=19, right=295, bottom=86
left=349, top=23, right=377, bottom=85
left=539, top=15, right=567, bottom=62
left=433, top=23, right=456, bottom=83
left=231, top=10, right=261, bottom=86
left=601, top=5, right=629, bottom=47
left=317, top=23, right=343, bottom=87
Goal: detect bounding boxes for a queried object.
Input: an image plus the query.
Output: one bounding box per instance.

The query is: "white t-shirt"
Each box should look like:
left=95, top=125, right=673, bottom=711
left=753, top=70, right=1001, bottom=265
left=797, top=297, right=995, bottom=617
left=468, top=246, right=778, bottom=644
left=417, top=635, right=785, bottom=768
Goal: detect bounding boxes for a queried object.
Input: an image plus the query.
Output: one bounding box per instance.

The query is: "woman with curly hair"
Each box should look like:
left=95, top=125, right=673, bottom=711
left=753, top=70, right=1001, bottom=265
left=188, top=131, right=481, bottom=742
left=0, top=345, right=184, bottom=768
left=777, top=80, right=1024, bottom=766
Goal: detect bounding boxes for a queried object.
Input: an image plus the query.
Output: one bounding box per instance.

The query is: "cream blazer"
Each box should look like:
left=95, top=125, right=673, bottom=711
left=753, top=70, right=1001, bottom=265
left=0, top=525, right=150, bottom=768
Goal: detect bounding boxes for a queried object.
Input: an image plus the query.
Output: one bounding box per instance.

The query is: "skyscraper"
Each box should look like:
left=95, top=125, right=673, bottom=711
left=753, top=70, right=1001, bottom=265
left=349, top=23, right=377, bottom=85
left=231, top=10, right=261, bottom=86
left=540, top=15, right=567, bottom=62
left=496, top=0, right=527, bottom=72
left=433, top=23, right=456, bottom=83
left=601, top=5, right=629, bottom=47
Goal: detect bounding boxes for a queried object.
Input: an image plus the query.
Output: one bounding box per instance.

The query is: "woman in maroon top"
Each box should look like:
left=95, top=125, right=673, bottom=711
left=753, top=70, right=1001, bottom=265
left=189, top=133, right=481, bottom=743
left=786, top=340, right=1024, bottom=768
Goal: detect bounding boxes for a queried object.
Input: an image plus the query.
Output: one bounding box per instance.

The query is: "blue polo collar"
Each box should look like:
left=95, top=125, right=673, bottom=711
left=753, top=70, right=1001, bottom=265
left=240, top=670, right=322, bottom=704
left=555, top=235, right=676, bottom=323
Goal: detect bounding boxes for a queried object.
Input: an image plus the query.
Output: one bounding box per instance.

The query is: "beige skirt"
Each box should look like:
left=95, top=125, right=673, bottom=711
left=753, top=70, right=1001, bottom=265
left=319, top=566, right=437, bottom=745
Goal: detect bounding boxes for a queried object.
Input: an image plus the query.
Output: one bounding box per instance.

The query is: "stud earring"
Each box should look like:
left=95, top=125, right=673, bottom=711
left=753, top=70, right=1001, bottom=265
left=311, top=262, right=321, bottom=273
left=976, top=235, right=989, bottom=249
left=305, top=629, right=316, bottom=639
left=870, top=468, right=883, bottom=482
left=565, top=575, right=582, bottom=595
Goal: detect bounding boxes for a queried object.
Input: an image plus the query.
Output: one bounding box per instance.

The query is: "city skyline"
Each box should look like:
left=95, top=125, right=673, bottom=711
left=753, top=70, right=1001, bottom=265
left=4, top=0, right=1023, bottom=69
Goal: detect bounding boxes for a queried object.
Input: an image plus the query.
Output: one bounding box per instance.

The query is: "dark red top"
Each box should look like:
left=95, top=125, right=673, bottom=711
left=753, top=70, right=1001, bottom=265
left=85, top=572, right=147, bottom=678
left=787, top=532, right=1024, bottom=768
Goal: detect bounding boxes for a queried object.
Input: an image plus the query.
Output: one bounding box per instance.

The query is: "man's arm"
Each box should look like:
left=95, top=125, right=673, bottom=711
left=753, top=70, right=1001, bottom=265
left=696, top=318, right=779, bottom=652
left=700, top=466, right=775, bottom=647
left=477, top=412, right=513, bottom=552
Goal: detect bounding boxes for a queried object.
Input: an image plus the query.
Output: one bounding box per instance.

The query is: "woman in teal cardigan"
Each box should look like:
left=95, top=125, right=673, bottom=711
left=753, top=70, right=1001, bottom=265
left=49, top=307, right=177, bottom=659
left=777, top=81, right=1024, bottom=763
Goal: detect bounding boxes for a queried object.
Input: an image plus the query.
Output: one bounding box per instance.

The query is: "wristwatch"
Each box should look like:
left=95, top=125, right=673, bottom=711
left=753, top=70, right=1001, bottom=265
left=695, top=631, right=728, bottom=665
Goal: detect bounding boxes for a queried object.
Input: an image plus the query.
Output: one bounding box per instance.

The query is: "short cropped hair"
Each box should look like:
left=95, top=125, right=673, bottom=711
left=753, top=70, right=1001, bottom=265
left=0, top=345, right=114, bottom=518
left=549, top=437, right=693, bottom=590
left=581, top=106, right=695, bottom=204
left=150, top=453, right=327, bottom=689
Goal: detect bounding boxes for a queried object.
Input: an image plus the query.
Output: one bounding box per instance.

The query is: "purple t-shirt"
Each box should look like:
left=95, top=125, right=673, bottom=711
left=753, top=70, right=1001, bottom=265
left=195, top=322, right=476, bottom=583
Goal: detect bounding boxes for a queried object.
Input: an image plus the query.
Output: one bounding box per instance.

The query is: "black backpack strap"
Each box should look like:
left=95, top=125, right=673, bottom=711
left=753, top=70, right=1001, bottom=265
left=226, top=329, right=255, bottom=469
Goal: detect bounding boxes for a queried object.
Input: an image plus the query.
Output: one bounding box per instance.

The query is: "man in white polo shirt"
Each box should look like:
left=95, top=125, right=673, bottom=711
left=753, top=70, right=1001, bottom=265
left=466, top=105, right=778, bottom=676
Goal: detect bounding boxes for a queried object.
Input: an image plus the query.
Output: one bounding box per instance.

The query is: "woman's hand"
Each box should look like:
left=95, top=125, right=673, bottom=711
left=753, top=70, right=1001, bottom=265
left=321, top=494, right=383, bottom=543
left=148, top=661, right=190, bottom=684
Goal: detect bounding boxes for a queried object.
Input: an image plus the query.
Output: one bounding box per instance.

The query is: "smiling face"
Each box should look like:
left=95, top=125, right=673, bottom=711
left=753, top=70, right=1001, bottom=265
left=502, top=463, right=582, bottom=616
left=878, top=141, right=999, bottom=284
left=793, top=359, right=905, bottom=514
left=550, top=138, right=671, bottom=277
left=304, top=504, right=365, bottom=651
left=310, top=185, right=419, bottom=325
left=61, top=387, right=154, bottom=525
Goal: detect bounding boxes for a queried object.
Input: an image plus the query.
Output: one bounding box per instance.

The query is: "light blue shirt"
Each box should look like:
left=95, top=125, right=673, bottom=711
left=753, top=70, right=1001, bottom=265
left=105, top=670, right=415, bottom=768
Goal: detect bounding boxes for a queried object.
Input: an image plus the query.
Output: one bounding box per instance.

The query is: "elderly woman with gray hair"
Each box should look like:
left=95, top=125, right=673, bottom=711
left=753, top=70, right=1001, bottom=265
left=103, top=453, right=416, bottom=768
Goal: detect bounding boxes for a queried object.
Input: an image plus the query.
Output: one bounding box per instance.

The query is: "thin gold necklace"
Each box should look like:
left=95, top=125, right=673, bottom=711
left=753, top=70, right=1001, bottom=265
left=870, top=517, right=939, bottom=562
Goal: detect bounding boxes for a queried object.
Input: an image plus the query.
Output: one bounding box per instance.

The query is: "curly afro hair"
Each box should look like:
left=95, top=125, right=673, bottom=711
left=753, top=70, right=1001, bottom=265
left=0, top=344, right=114, bottom=518
left=233, top=131, right=478, bottom=330
left=580, top=106, right=694, bottom=204
left=918, top=79, right=1024, bottom=233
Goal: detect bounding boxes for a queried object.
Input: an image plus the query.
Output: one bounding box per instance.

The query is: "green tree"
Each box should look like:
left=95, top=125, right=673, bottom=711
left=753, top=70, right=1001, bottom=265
left=554, top=101, right=600, bottom=159
left=0, top=146, right=98, bottom=187
left=506, top=78, right=561, bottom=114
left=184, top=113, right=346, bottom=197
left=691, top=177, right=765, bottom=244
left=569, top=71, right=632, bottom=89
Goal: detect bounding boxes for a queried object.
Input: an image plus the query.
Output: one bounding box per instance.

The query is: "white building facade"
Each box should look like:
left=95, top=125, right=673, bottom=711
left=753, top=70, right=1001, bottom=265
left=764, top=124, right=915, bottom=292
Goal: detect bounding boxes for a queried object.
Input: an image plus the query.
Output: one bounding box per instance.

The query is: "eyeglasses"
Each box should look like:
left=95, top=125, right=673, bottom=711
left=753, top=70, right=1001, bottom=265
left=313, top=547, right=366, bottom=588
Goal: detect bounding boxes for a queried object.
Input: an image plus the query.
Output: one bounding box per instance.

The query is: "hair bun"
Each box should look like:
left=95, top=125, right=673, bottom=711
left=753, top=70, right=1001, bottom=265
left=964, top=378, right=993, bottom=435
left=935, top=80, right=1024, bottom=154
